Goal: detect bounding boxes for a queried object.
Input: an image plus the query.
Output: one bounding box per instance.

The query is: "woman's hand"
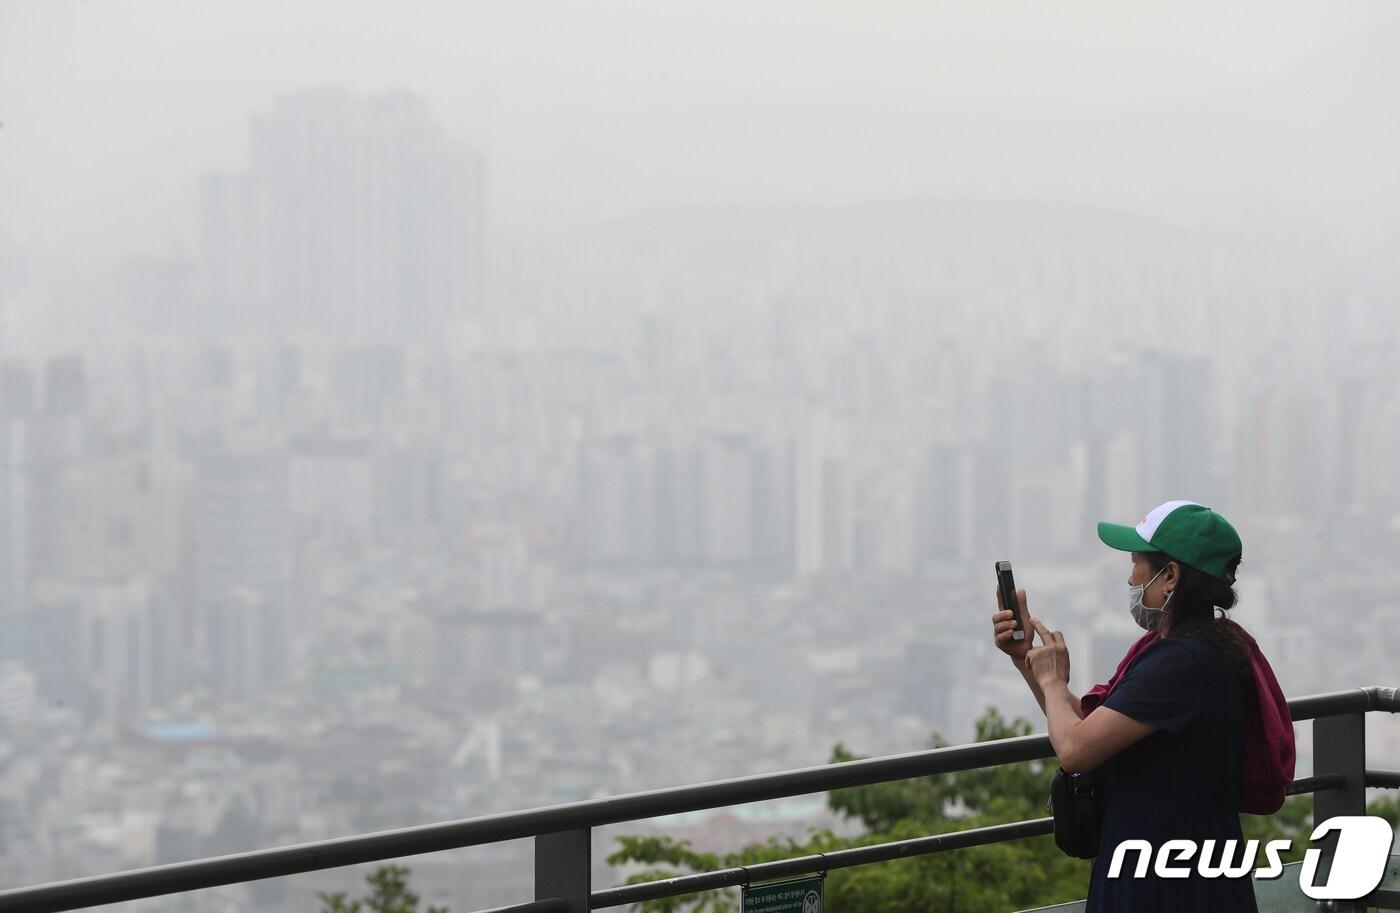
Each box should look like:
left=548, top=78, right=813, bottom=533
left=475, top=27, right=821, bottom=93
left=992, top=587, right=1033, bottom=664
left=1025, top=618, right=1072, bottom=688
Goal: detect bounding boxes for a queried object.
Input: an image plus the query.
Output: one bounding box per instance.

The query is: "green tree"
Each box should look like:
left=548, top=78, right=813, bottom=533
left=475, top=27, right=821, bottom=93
left=610, top=707, right=1319, bottom=913
left=1239, top=795, right=1313, bottom=865
left=317, top=863, right=449, bottom=913
left=1368, top=792, right=1400, bottom=829
left=609, top=708, right=1088, bottom=913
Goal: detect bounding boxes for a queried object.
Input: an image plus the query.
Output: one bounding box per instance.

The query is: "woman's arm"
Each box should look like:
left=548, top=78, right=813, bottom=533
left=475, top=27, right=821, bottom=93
left=1038, top=678, right=1158, bottom=773
left=993, top=595, right=1086, bottom=719
left=1027, top=619, right=1159, bottom=773
left=1014, top=655, right=1085, bottom=719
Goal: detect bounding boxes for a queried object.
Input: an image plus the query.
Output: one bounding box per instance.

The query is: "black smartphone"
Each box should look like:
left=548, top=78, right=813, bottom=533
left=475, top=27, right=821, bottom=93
left=996, top=560, right=1028, bottom=642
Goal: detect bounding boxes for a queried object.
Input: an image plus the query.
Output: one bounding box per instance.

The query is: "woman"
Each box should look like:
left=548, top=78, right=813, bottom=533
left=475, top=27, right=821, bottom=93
left=991, top=500, right=1268, bottom=913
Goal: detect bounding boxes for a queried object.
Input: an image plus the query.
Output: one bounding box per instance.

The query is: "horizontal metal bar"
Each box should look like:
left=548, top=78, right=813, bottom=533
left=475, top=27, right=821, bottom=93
left=0, top=735, right=1056, bottom=913
left=591, top=817, right=1055, bottom=908
left=1368, top=888, right=1400, bottom=909
left=821, top=816, right=1055, bottom=868
left=0, top=685, right=1393, bottom=913
left=1366, top=769, right=1400, bottom=789
left=1370, top=685, right=1400, bottom=711
left=1287, top=686, right=1399, bottom=721
left=596, top=766, right=1373, bottom=908
left=1285, top=773, right=1346, bottom=795
left=476, top=899, right=568, bottom=913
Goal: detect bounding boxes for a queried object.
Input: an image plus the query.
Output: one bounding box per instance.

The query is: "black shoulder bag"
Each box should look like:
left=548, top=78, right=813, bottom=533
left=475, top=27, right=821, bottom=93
left=1047, top=767, right=1101, bottom=859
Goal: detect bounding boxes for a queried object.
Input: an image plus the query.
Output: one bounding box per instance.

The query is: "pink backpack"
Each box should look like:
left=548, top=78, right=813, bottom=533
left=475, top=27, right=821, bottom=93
left=1080, top=621, right=1296, bottom=815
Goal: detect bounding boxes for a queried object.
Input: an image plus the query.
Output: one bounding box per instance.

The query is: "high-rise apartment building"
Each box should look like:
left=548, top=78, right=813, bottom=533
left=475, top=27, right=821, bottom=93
left=794, top=412, right=854, bottom=576
left=192, top=443, right=292, bottom=696
left=0, top=418, right=27, bottom=620
left=201, top=89, right=486, bottom=343
left=1, top=360, right=37, bottom=621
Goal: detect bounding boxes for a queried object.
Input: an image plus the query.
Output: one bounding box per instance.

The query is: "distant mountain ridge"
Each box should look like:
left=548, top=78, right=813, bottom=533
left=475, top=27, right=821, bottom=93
left=603, top=196, right=1184, bottom=248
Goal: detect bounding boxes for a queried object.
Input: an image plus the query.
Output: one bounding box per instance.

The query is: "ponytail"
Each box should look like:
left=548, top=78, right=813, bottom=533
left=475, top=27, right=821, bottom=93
left=1144, top=552, right=1255, bottom=711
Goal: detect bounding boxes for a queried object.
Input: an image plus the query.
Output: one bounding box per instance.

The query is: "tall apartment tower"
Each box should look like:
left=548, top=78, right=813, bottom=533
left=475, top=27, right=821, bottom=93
left=201, top=89, right=486, bottom=343
left=0, top=419, right=26, bottom=621
left=794, top=411, right=854, bottom=576
left=192, top=443, right=292, bottom=697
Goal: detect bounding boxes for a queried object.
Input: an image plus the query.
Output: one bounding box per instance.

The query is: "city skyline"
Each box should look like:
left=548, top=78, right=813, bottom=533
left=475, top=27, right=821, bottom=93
left=2, top=3, right=1399, bottom=909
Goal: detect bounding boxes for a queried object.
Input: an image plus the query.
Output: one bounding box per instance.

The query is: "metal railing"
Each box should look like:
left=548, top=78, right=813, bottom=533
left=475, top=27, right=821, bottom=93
left=0, top=685, right=1396, bottom=913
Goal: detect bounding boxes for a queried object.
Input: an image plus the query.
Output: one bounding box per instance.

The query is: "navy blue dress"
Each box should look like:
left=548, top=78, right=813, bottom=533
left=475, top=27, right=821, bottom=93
left=1084, top=635, right=1259, bottom=913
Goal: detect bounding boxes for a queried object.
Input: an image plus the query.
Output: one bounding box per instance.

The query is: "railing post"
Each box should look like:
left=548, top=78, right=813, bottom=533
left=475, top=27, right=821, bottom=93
left=1311, top=711, right=1367, bottom=911
left=536, top=828, right=591, bottom=913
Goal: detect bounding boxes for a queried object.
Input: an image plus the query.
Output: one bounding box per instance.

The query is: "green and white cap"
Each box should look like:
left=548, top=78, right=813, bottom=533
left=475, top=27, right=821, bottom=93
left=1096, top=500, right=1242, bottom=581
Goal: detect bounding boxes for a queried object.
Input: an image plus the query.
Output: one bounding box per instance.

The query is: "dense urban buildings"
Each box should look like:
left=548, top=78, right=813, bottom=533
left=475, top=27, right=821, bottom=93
left=1, top=85, right=1398, bottom=910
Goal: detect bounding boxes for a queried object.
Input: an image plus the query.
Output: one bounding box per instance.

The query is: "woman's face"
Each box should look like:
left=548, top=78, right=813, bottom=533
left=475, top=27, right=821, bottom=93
left=1129, top=552, right=1176, bottom=608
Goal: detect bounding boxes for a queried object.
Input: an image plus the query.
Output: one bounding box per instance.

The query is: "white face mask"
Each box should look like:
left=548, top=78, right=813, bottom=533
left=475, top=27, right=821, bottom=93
left=1129, top=566, right=1172, bottom=631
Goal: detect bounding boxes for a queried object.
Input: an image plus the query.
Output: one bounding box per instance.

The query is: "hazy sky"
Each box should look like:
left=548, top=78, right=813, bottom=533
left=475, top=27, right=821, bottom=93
left=3, top=0, right=1399, bottom=267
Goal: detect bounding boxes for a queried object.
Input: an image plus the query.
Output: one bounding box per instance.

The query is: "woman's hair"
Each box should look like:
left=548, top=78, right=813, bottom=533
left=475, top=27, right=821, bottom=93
left=1141, top=551, right=1256, bottom=713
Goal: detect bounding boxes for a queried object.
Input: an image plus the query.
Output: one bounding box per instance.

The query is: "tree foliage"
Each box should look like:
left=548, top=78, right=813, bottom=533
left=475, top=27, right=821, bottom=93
left=1367, top=792, right=1400, bottom=830
left=1239, top=794, right=1313, bottom=865
left=609, top=708, right=1092, bottom=913
left=317, top=863, right=449, bottom=913
left=609, top=707, right=1322, bottom=913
